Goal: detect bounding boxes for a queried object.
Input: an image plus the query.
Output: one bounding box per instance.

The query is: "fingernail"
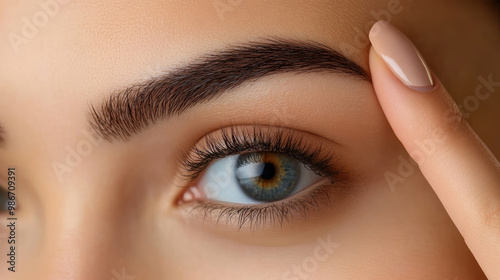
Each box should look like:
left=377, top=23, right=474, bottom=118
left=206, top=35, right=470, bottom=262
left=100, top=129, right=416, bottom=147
left=369, top=20, right=435, bottom=92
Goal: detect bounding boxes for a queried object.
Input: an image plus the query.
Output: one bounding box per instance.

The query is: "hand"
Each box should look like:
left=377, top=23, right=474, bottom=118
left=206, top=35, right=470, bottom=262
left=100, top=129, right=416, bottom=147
left=369, top=20, right=500, bottom=279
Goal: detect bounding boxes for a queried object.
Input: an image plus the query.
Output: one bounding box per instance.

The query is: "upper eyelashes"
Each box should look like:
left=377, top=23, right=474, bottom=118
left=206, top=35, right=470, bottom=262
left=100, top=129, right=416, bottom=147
left=177, top=125, right=347, bottom=183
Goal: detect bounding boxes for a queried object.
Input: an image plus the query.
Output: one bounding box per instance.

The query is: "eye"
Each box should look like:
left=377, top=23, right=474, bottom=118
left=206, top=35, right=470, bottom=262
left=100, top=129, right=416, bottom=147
left=176, top=126, right=347, bottom=229
left=197, top=152, right=323, bottom=204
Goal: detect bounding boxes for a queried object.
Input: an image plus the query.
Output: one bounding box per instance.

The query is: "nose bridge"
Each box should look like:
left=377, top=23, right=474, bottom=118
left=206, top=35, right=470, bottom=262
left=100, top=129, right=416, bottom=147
left=35, top=189, right=127, bottom=280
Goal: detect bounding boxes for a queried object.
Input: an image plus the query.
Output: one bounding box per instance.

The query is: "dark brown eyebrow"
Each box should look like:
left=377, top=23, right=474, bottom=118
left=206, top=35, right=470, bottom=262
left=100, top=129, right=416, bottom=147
left=88, top=38, right=371, bottom=142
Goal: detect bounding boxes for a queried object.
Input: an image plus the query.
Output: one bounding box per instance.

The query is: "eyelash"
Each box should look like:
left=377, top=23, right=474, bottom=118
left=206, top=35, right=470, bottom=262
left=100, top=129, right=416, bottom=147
left=177, top=126, right=348, bottom=229
left=194, top=186, right=332, bottom=230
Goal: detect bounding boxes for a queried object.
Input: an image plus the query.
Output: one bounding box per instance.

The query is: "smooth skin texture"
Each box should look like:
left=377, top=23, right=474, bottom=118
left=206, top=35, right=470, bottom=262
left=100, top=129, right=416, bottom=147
left=369, top=21, right=500, bottom=278
left=0, top=0, right=499, bottom=279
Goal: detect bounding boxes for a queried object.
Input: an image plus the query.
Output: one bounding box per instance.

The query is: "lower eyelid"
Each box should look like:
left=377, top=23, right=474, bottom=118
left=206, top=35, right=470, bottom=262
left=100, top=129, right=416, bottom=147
left=177, top=180, right=336, bottom=231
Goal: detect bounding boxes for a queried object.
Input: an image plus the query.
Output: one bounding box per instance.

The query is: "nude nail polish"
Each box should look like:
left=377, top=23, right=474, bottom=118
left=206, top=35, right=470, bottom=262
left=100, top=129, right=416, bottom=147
left=369, top=20, right=435, bottom=92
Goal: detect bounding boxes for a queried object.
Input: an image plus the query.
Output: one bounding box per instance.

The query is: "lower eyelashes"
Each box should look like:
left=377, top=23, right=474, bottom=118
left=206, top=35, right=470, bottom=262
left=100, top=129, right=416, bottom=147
left=189, top=184, right=334, bottom=231
left=175, top=125, right=348, bottom=230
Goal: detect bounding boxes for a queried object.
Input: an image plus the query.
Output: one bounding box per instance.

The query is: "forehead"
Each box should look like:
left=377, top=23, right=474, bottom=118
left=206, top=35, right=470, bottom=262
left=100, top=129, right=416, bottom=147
left=0, top=0, right=376, bottom=149
left=0, top=0, right=374, bottom=86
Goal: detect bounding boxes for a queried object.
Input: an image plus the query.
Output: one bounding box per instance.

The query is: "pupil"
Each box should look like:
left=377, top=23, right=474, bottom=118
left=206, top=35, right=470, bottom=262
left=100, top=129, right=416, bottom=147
left=260, top=162, right=275, bottom=180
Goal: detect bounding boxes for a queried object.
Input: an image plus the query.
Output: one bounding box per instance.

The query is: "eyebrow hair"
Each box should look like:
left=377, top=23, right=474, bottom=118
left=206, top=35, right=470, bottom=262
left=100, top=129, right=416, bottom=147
left=89, top=38, right=371, bottom=141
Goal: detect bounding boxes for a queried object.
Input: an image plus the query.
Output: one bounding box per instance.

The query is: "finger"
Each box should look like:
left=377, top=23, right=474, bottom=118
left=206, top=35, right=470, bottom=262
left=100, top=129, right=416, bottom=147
left=369, top=20, right=500, bottom=278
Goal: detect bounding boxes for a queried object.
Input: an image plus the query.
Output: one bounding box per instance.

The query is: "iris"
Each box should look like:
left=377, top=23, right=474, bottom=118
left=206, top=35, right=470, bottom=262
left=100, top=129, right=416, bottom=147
left=235, top=152, right=300, bottom=202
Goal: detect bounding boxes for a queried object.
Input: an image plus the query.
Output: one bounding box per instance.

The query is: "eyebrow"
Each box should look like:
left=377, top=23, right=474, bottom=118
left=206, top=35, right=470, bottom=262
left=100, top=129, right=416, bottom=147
left=88, top=38, right=371, bottom=141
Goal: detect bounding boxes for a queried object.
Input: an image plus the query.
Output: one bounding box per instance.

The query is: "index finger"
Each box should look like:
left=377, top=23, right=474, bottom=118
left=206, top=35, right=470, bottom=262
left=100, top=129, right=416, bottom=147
left=369, top=20, right=500, bottom=278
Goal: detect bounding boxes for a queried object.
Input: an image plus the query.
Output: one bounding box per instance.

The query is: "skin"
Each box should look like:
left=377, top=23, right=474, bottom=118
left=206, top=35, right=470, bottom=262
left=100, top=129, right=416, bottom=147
left=0, top=0, right=499, bottom=279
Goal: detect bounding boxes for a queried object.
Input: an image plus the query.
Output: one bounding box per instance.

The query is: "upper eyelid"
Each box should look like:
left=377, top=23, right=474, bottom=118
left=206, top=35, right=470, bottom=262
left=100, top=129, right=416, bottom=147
left=182, top=124, right=343, bottom=153
left=176, top=124, right=347, bottom=183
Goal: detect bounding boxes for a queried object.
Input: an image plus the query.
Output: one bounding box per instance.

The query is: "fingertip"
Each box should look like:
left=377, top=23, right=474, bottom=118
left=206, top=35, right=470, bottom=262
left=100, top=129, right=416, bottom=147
left=368, top=20, right=434, bottom=91
left=368, top=20, right=390, bottom=42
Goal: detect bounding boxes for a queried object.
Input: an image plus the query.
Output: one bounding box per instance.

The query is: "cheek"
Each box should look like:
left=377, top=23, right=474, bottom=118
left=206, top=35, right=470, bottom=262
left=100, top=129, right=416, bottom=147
left=151, top=213, right=341, bottom=279
left=318, top=173, right=481, bottom=279
left=152, top=172, right=477, bottom=280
